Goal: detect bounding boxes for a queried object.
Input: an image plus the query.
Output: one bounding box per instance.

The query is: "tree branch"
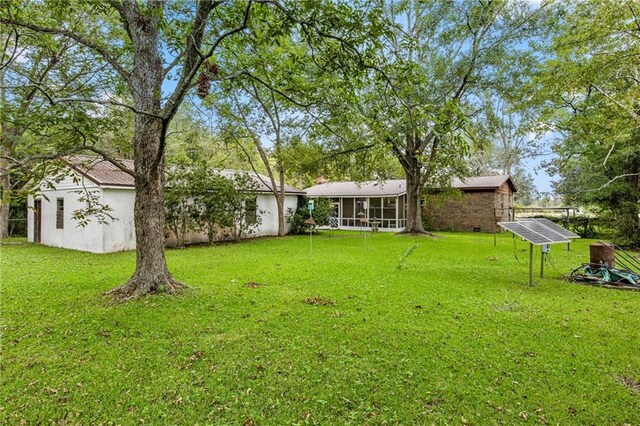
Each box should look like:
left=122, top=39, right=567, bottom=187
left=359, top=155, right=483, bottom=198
left=65, top=122, right=134, bottom=177
left=163, top=0, right=249, bottom=121
left=589, top=82, right=640, bottom=122
left=571, top=173, right=640, bottom=195
left=323, top=143, right=376, bottom=160
left=0, top=16, right=131, bottom=84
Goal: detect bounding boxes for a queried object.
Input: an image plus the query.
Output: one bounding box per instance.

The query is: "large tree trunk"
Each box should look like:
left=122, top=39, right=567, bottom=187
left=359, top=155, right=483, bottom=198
left=275, top=193, right=286, bottom=237
left=620, top=151, right=640, bottom=247
left=0, top=151, right=10, bottom=240
left=108, top=106, right=183, bottom=299
left=107, top=10, right=184, bottom=299
left=276, top=165, right=286, bottom=236
left=251, top=135, right=288, bottom=237
left=0, top=67, right=9, bottom=240
left=402, top=169, right=426, bottom=234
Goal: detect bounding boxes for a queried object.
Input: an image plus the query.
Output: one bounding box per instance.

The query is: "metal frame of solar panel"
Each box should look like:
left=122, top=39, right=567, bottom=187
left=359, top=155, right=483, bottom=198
left=498, top=221, right=570, bottom=245
left=518, top=218, right=580, bottom=240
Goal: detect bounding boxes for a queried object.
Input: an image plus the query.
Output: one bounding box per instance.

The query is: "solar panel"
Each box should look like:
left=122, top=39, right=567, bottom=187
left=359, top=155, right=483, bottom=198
left=522, top=218, right=580, bottom=239
left=498, top=221, right=570, bottom=245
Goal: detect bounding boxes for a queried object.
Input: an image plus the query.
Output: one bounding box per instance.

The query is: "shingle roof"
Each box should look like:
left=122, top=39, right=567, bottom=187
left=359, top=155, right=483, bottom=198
left=65, top=155, right=135, bottom=187
left=64, top=155, right=305, bottom=194
left=305, top=180, right=406, bottom=197
left=217, top=169, right=305, bottom=195
left=304, top=175, right=516, bottom=197
left=452, top=175, right=517, bottom=192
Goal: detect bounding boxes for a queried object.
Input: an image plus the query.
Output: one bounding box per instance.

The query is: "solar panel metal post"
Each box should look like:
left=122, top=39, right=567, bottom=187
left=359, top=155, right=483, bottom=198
left=529, top=243, right=534, bottom=286
left=498, top=220, right=573, bottom=286
left=493, top=208, right=497, bottom=246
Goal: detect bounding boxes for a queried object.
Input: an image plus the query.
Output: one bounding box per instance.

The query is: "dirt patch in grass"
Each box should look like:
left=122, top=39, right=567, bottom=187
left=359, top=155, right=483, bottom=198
left=302, top=297, right=336, bottom=307
left=245, top=281, right=263, bottom=288
left=424, top=396, right=444, bottom=413
left=395, top=231, right=442, bottom=239
left=618, top=375, right=640, bottom=392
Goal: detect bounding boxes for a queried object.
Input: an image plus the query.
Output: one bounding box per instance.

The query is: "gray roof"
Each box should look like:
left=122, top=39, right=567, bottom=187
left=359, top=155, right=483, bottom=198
left=305, top=179, right=406, bottom=197
left=452, top=175, right=517, bottom=192
left=217, top=169, right=305, bottom=195
left=65, top=155, right=135, bottom=187
left=304, top=175, right=516, bottom=197
left=64, top=155, right=305, bottom=194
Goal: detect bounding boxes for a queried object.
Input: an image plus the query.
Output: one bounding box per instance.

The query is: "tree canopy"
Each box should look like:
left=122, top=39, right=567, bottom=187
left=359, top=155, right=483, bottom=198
left=536, top=0, right=640, bottom=246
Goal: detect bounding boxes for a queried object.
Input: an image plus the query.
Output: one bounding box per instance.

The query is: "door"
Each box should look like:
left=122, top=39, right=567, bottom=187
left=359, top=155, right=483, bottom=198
left=34, top=199, right=42, bottom=242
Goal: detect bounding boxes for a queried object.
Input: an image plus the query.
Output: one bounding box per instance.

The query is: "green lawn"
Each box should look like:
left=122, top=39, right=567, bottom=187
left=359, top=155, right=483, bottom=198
left=1, top=232, right=639, bottom=425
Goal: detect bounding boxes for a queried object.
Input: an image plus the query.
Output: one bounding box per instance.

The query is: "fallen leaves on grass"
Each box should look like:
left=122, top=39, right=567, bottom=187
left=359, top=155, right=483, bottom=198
left=423, top=395, right=444, bottom=413
left=302, top=297, right=336, bottom=307
left=189, top=350, right=205, bottom=362
left=618, top=375, right=640, bottom=392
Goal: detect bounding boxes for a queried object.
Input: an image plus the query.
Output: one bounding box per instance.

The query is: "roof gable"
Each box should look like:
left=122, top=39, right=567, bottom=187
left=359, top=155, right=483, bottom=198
left=452, top=175, right=517, bottom=192
left=65, top=155, right=135, bottom=187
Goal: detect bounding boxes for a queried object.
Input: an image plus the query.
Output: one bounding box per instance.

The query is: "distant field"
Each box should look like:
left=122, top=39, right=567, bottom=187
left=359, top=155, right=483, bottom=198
left=1, top=231, right=639, bottom=424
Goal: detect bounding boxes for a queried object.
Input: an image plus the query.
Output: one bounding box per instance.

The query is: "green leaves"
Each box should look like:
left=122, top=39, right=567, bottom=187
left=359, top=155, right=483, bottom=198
left=535, top=0, right=640, bottom=245
left=165, top=155, right=263, bottom=246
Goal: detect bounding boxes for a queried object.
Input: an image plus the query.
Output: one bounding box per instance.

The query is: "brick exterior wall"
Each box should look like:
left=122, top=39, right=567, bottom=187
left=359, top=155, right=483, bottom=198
left=422, top=182, right=514, bottom=233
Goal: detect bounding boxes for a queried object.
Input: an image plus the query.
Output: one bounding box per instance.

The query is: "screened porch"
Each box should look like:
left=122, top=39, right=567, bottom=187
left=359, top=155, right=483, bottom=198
left=329, top=195, right=407, bottom=230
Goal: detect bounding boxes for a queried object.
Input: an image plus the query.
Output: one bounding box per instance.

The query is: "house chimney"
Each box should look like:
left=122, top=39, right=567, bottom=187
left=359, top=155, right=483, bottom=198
left=315, top=176, right=329, bottom=185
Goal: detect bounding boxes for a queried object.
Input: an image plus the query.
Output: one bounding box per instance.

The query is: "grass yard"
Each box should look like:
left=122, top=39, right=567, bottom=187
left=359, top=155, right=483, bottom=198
left=1, top=231, right=639, bottom=425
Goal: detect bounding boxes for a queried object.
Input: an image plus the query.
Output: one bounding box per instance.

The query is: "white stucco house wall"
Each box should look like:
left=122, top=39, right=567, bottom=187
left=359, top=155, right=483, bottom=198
left=28, top=155, right=304, bottom=253
left=28, top=156, right=137, bottom=253
left=221, top=169, right=303, bottom=237
left=163, top=168, right=304, bottom=246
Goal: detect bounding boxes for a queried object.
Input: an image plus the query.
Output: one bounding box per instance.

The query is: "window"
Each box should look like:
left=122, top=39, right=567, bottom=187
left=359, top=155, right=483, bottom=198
left=382, top=197, right=397, bottom=220
left=342, top=198, right=354, bottom=218
left=244, top=196, right=258, bottom=224
left=329, top=198, right=340, bottom=218
left=56, top=198, right=64, bottom=229
left=368, top=197, right=382, bottom=220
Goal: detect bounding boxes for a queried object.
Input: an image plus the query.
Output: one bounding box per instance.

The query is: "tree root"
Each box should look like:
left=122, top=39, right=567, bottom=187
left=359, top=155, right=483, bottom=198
left=105, top=273, right=187, bottom=301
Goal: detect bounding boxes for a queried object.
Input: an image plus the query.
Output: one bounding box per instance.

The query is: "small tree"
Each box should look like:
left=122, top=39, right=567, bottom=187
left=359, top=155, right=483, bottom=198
left=226, top=172, right=262, bottom=241
left=165, top=165, right=199, bottom=248
left=287, top=196, right=332, bottom=235
left=166, top=162, right=262, bottom=245
left=194, top=171, right=236, bottom=244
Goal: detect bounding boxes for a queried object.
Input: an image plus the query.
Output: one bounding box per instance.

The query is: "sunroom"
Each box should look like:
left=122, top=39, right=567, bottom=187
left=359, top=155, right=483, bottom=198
left=304, top=180, right=408, bottom=231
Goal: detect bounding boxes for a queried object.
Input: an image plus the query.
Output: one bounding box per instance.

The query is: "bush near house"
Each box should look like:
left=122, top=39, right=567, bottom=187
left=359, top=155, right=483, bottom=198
left=165, top=163, right=262, bottom=246
left=287, top=195, right=332, bottom=234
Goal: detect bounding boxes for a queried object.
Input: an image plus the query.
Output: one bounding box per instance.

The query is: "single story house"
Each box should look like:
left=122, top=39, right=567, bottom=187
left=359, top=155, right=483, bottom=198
left=423, top=175, right=517, bottom=233
left=28, top=156, right=137, bottom=253
left=304, top=175, right=516, bottom=233
left=27, top=155, right=304, bottom=253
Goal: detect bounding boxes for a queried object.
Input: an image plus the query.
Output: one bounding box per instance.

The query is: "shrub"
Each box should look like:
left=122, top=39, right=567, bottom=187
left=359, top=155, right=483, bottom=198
left=287, top=196, right=332, bottom=234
